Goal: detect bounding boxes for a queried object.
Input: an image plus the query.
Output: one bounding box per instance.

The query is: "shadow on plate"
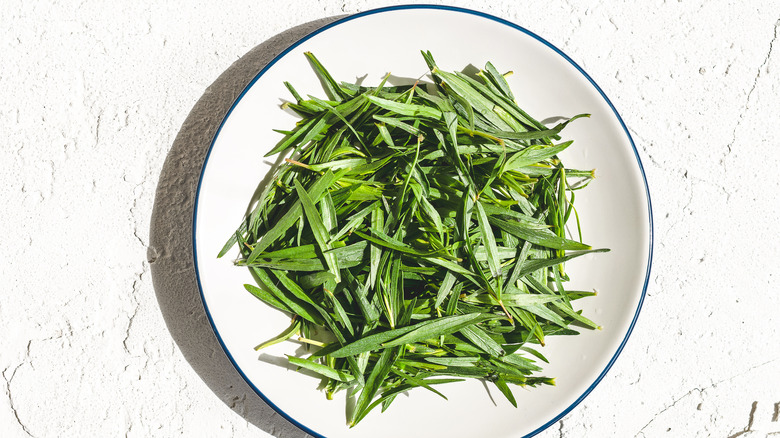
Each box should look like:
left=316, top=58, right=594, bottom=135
left=149, top=16, right=344, bottom=438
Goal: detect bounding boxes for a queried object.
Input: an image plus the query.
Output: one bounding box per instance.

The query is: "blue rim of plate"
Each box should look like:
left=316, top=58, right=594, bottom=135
left=192, top=4, right=653, bottom=438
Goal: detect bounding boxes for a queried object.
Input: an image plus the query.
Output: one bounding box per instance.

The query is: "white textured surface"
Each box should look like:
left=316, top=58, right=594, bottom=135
left=1, top=1, right=779, bottom=437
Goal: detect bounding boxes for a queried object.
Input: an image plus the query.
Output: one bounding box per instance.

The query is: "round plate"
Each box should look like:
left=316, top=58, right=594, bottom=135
left=194, top=5, right=652, bottom=438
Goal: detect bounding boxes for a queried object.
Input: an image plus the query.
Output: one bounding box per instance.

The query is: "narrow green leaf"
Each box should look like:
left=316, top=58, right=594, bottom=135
left=251, top=268, right=322, bottom=325
left=369, top=207, right=384, bottom=288
left=475, top=201, right=502, bottom=279
left=329, top=201, right=379, bottom=243
left=254, top=319, right=300, bottom=351
left=247, top=170, right=339, bottom=261
left=329, top=325, right=417, bottom=358
left=424, top=357, right=479, bottom=367
left=422, top=257, right=479, bottom=284
left=459, top=325, right=505, bottom=357
left=294, top=179, right=341, bottom=282
left=243, top=283, right=291, bottom=314
left=354, top=230, right=442, bottom=258
left=372, top=115, right=422, bottom=136
left=287, top=356, right=354, bottom=382
left=493, top=377, right=517, bottom=408
left=434, top=271, right=457, bottom=309
left=489, top=216, right=591, bottom=250
left=284, top=81, right=303, bottom=103
left=382, top=313, right=493, bottom=348
left=351, top=378, right=463, bottom=426
left=366, top=95, right=443, bottom=119
left=324, top=279, right=355, bottom=336
left=350, top=347, right=398, bottom=426
left=517, top=248, right=610, bottom=277
left=304, top=51, right=350, bottom=101
left=264, top=116, right=319, bottom=157
left=483, top=61, right=514, bottom=100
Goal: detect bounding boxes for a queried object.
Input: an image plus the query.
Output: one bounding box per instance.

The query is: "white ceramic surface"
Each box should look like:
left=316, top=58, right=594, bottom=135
left=194, top=6, right=651, bottom=438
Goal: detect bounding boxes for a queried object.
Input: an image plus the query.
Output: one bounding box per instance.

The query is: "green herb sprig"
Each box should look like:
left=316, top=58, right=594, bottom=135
left=219, top=50, right=608, bottom=426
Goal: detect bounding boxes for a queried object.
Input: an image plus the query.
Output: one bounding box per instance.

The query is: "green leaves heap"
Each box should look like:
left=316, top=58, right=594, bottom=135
left=219, top=51, right=608, bottom=426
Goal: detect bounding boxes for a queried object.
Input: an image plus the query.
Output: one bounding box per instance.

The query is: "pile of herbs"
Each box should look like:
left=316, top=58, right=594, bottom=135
left=218, top=51, right=608, bottom=426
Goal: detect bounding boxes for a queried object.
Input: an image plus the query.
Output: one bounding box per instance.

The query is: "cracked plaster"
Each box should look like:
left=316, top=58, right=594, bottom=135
left=2, top=1, right=780, bottom=437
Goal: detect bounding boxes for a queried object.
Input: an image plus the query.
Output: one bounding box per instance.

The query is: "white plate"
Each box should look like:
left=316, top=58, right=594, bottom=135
left=193, top=6, right=652, bottom=438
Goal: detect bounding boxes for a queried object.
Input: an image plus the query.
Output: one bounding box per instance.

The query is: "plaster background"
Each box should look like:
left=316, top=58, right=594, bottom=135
left=2, top=1, right=779, bottom=436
